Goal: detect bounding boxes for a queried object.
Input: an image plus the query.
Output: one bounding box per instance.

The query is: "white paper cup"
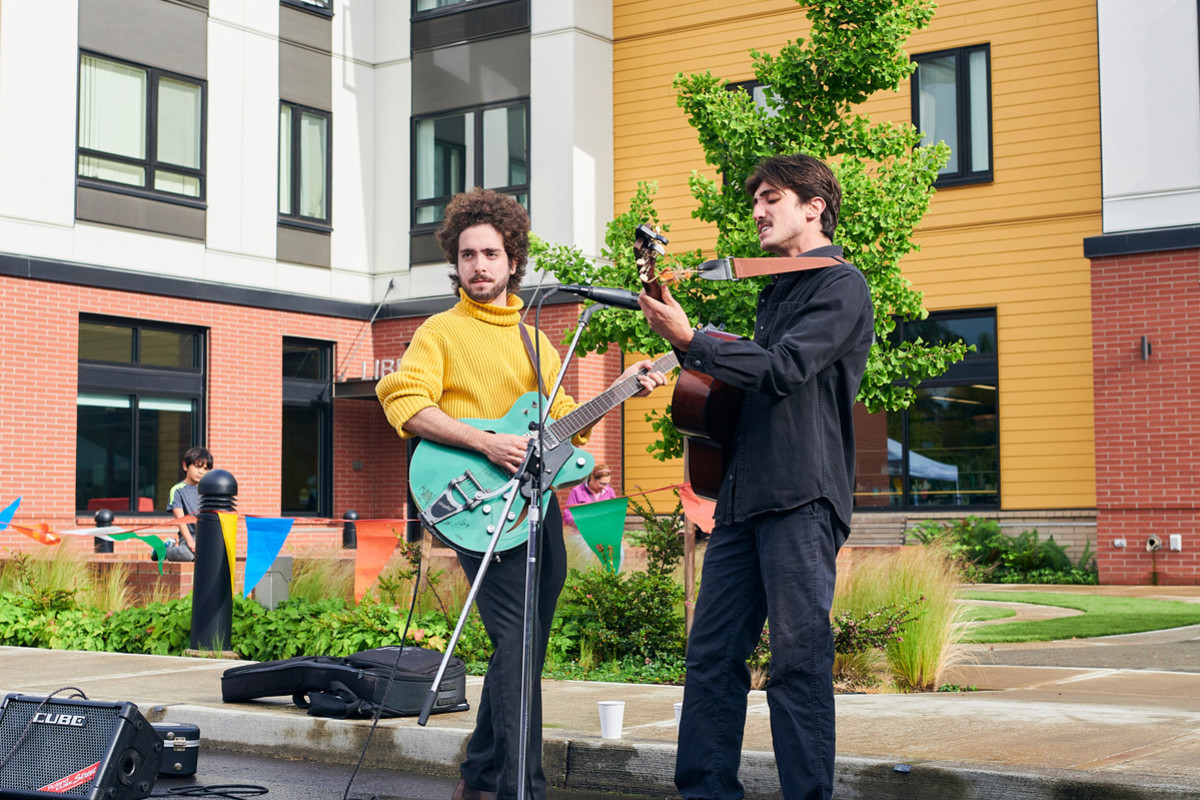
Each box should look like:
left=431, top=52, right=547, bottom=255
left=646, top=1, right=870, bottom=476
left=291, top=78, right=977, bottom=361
left=674, top=702, right=683, bottom=727
left=598, top=700, right=625, bottom=739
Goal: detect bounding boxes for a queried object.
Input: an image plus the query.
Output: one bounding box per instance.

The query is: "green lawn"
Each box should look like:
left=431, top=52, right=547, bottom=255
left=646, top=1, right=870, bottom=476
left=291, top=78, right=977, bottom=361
left=959, top=591, right=1200, bottom=644
left=958, top=603, right=1017, bottom=623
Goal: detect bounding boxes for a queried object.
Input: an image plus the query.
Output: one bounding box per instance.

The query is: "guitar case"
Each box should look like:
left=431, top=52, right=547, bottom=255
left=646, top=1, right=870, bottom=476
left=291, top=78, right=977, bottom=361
left=220, top=645, right=469, bottom=719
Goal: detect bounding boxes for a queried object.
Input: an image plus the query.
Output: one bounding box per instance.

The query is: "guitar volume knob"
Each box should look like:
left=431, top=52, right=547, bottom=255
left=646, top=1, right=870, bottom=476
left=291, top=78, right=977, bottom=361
left=576, top=457, right=586, bottom=467
left=482, top=505, right=492, bottom=514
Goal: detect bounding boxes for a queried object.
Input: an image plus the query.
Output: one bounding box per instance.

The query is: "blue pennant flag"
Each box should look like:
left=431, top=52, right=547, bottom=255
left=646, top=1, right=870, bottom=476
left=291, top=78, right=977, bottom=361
left=243, top=517, right=294, bottom=598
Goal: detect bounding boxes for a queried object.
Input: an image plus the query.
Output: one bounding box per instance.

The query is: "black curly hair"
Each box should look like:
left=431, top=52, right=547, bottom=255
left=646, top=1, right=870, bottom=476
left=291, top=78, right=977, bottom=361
left=435, top=188, right=529, bottom=295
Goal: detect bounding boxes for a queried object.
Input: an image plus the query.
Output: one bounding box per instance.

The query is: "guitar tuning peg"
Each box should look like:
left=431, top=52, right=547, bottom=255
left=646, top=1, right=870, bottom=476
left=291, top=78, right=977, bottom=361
left=636, top=257, right=646, bottom=266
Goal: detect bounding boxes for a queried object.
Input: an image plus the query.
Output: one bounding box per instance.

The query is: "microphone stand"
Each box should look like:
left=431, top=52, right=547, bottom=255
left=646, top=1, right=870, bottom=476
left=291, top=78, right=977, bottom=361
left=513, top=299, right=602, bottom=800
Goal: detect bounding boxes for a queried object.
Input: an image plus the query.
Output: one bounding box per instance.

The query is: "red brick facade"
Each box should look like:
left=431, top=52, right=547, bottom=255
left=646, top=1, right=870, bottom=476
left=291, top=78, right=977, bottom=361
left=0, top=276, right=621, bottom=558
left=1091, top=249, right=1200, bottom=584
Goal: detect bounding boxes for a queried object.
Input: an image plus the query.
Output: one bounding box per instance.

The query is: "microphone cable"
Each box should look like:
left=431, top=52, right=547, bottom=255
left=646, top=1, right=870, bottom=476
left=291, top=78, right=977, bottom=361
left=339, top=542, right=426, bottom=800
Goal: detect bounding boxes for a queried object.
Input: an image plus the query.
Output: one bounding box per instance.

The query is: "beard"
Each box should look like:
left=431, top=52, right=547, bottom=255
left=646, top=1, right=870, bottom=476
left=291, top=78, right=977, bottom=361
left=463, top=277, right=506, bottom=304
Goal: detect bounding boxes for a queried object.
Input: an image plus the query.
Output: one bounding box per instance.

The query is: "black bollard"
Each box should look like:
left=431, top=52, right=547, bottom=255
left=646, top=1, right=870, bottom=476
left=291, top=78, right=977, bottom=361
left=190, top=469, right=237, bottom=653
left=342, top=510, right=358, bottom=549
left=93, top=508, right=114, bottom=553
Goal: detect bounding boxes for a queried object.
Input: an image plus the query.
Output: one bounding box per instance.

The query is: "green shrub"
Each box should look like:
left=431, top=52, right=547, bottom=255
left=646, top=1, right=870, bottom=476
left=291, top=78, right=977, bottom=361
left=556, top=568, right=685, bottom=664
left=908, top=516, right=1098, bottom=583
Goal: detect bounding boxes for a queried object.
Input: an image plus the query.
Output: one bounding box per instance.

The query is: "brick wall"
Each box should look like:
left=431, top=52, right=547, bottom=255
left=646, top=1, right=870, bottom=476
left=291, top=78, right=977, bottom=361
left=0, top=274, right=620, bottom=559
left=1091, top=248, right=1200, bottom=584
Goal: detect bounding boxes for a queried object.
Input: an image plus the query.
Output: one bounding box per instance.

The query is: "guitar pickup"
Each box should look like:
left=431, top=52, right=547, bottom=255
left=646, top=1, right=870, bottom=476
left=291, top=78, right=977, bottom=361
left=421, top=470, right=510, bottom=527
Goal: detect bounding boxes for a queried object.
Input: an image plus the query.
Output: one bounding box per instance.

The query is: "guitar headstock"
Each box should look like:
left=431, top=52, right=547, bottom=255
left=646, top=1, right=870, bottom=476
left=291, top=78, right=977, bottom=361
left=634, top=224, right=669, bottom=301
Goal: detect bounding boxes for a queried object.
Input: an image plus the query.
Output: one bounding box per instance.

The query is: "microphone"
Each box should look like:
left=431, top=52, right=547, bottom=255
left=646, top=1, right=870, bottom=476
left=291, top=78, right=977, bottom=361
left=556, top=284, right=642, bottom=310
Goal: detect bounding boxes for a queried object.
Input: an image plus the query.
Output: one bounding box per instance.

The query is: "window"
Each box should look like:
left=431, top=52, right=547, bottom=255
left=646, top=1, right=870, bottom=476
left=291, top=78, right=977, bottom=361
left=282, top=339, right=332, bottom=516
left=76, top=318, right=205, bottom=514
left=77, top=53, right=205, bottom=200
left=413, top=101, right=528, bottom=227
left=282, top=0, right=332, bottom=13
left=414, top=0, right=479, bottom=13
left=911, top=44, right=992, bottom=186
left=854, top=311, right=998, bottom=509
left=279, top=102, right=332, bottom=227
left=728, top=79, right=779, bottom=118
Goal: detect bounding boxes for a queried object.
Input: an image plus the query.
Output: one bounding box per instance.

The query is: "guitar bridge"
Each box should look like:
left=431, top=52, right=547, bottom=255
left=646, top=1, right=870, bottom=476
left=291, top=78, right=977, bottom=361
left=421, top=469, right=511, bottom=528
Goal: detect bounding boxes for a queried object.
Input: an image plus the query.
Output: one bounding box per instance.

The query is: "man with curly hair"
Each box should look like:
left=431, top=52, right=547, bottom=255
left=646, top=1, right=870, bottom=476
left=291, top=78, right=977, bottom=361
left=377, top=187, right=665, bottom=800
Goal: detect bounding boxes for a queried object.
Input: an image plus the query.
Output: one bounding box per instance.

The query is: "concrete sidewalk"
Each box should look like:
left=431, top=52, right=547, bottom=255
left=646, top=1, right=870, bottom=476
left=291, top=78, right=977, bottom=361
left=2, top=585, right=1200, bottom=799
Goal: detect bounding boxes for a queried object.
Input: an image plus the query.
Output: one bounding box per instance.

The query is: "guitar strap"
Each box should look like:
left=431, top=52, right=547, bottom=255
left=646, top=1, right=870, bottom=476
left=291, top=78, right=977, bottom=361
left=518, top=323, right=549, bottom=398
left=726, top=256, right=845, bottom=277
left=697, top=255, right=846, bottom=280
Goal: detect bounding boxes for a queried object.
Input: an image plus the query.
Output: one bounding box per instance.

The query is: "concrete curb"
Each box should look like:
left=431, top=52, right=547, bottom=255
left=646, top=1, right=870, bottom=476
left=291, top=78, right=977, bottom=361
left=145, top=704, right=1200, bottom=800
left=834, top=757, right=1200, bottom=800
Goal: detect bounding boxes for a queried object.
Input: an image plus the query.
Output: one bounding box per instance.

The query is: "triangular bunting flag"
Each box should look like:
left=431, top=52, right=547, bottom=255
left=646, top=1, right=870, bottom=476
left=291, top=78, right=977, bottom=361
left=0, top=498, right=19, bottom=531
left=573, top=496, right=629, bottom=572
left=106, top=532, right=170, bottom=569
left=679, top=483, right=717, bottom=534
left=9, top=522, right=61, bottom=545
left=243, top=517, right=294, bottom=598
left=218, top=512, right=239, bottom=597
left=353, top=520, right=402, bottom=603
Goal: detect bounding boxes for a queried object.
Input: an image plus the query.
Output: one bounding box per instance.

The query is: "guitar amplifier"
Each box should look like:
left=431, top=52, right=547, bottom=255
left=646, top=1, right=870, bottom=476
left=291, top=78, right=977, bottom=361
left=0, top=694, right=162, bottom=800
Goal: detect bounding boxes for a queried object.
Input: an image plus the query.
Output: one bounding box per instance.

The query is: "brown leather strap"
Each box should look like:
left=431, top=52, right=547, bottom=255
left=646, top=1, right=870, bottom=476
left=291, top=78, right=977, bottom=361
left=518, top=323, right=549, bottom=397
left=728, top=256, right=844, bottom=278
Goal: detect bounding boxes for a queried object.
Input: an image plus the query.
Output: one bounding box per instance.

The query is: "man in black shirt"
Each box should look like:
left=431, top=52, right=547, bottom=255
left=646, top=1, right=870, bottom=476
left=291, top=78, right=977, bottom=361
left=639, top=154, right=874, bottom=800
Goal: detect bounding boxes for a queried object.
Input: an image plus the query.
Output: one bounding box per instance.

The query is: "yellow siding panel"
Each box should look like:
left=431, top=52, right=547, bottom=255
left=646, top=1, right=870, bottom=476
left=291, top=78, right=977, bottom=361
left=616, top=0, right=1100, bottom=512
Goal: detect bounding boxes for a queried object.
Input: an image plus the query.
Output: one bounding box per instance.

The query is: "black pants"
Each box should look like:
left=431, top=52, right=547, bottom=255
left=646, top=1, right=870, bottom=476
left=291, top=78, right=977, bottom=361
left=675, top=499, right=847, bottom=800
left=456, top=495, right=566, bottom=800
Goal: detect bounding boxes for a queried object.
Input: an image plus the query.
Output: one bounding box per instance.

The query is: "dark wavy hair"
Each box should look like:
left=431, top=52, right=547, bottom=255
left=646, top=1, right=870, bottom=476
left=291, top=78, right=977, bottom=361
left=745, top=154, right=841, bottom=240
left=435, top=188, right=529, bottom=295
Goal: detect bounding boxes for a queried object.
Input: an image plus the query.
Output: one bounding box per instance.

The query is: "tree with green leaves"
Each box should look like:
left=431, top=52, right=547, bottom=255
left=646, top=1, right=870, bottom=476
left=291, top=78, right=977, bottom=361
left=531, top=0, right=968, bottom=461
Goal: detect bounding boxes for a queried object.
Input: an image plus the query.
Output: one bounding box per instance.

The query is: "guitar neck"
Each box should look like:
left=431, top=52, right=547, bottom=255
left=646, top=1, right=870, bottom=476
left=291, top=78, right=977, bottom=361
left=548, top=351, right=679, bottom=443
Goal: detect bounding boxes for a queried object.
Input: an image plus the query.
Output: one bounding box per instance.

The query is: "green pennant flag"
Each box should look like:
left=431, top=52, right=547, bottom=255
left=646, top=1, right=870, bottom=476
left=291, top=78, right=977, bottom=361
left=108, top=532, right=169, bottom=571
left=571, top=496, right=629, bottom=573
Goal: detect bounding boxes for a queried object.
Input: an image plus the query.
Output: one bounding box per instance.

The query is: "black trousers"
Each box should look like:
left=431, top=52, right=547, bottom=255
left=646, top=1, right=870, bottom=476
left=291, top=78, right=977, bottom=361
left=675, top=499, right=847, bottom=800
left=456, top=495, right=566, bottom=800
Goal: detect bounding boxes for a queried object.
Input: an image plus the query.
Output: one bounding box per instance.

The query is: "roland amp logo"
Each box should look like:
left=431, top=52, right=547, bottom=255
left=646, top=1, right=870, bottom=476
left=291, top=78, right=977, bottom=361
left=31, top=711, right=88, bottom=727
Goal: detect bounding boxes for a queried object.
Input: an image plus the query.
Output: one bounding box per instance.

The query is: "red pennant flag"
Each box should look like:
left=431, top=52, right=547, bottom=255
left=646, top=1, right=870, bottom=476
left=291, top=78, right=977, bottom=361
left=679, top=483, right=716, bottom=534
left=353, top=520, right=402, bottom=603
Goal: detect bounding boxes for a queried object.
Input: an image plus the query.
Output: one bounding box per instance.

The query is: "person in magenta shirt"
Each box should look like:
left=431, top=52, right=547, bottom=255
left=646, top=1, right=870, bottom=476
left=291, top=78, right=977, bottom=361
left=563, top=464, right=616, bottom=527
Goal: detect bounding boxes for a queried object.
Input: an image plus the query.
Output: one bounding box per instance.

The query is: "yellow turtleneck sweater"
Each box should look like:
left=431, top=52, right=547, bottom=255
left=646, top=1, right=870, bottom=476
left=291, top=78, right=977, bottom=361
left=376, top=290, right=584, bottom=442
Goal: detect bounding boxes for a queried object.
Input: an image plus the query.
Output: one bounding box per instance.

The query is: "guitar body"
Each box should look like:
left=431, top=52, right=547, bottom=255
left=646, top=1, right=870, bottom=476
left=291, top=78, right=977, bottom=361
left=671, top=329, right=745, bottom=502
left=409, top=392, right=594, bottom=555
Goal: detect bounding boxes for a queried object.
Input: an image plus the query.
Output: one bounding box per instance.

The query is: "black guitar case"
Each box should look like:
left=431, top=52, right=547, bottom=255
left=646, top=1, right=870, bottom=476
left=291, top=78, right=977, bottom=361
left=220, top=645, right=469, bottom=719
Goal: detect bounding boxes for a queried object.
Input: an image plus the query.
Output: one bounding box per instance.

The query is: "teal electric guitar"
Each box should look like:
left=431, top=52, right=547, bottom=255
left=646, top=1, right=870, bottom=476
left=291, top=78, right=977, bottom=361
left=409, top=350, right=678, bottom=554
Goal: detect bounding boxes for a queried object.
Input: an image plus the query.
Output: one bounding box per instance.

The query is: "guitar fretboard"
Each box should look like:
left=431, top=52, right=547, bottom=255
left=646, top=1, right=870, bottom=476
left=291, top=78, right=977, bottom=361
left=548, top=351, right=679, bottom=442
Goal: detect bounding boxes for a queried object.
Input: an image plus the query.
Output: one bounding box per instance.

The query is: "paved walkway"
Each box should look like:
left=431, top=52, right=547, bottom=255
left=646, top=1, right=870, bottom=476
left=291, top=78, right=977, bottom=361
left=1, top=584, right=1199, bottom=799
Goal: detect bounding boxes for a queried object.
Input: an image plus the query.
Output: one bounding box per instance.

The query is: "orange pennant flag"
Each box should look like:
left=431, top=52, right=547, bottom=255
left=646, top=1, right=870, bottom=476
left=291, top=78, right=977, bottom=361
left=678, top=483, right=716, bottom=534
left=10, top=522, right=61, bottom=545
left=353, top=520, right=402, bottom=603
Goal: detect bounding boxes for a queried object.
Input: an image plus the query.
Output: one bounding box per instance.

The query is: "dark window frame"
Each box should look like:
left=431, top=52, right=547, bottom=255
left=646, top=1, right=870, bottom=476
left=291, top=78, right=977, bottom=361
left=76, top=315, right=207, bottom=515
left=412, top=0, right=506, bottom=20
left=858, top=308, right=1000, bottom=512
left=281, top=0, right=334, bottom=17
left=76, top=51, right=207, bottom=206
left=278, top=100, right=333, bottom=231
left=911, top=43, right=993, bottom=188
left=411, top=99, right=530, bottom=231
left=281, top=337, right=333, bottom=518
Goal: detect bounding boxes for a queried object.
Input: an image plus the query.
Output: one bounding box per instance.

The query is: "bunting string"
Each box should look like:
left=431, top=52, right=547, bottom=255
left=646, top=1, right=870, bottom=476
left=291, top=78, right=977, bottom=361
left=0, top=481, right=716, bottom=602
